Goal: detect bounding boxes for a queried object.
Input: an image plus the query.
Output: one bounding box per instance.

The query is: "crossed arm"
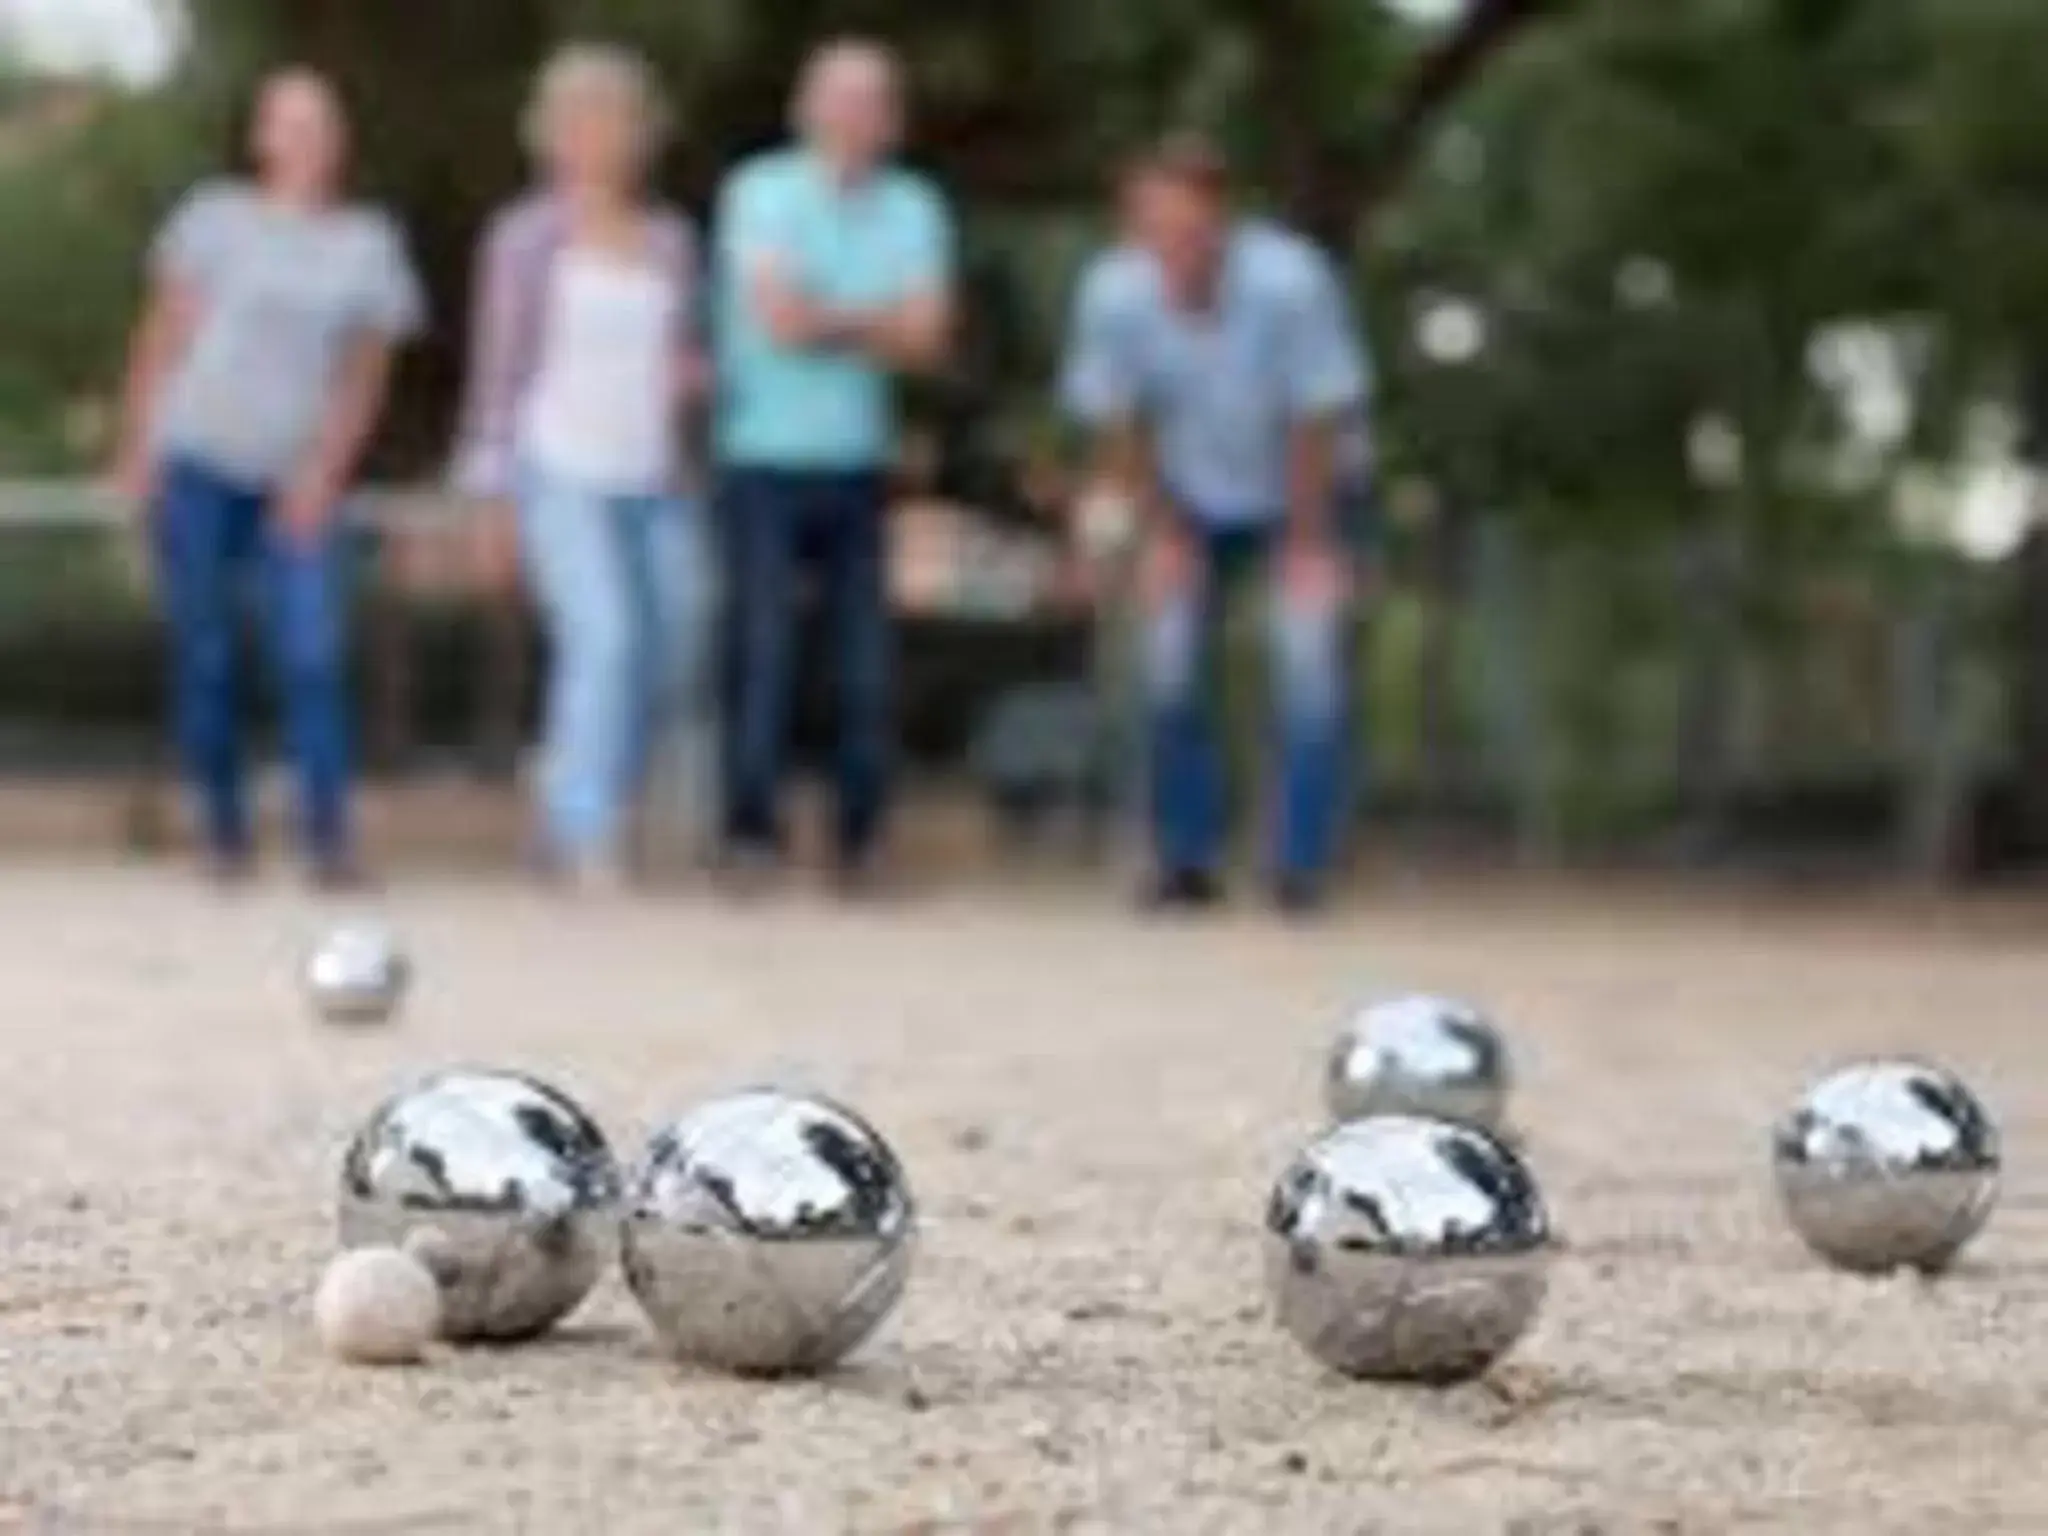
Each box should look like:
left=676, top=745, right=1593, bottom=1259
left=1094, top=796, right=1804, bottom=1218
left=747, top=253, right=953, bottom=373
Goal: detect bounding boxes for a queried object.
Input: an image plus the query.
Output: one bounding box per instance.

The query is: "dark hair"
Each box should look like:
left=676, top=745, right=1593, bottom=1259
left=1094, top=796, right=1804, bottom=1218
left=1124, top=130, right=1231, bottom=200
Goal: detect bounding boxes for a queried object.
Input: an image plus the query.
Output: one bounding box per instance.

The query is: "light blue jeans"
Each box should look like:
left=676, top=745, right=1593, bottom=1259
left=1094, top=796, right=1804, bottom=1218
left=1143, top=522, right=1350, bottom=881
left=518, top=471, right=713, bottom=863
left=1141, top=487, right=1376, bottom=883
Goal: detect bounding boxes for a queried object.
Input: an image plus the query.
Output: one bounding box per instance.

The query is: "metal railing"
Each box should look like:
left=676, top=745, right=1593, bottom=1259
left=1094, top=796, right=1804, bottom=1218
left=0, top=479, right=488, bottom=532
left=0, top=480, right=1998, bottom=877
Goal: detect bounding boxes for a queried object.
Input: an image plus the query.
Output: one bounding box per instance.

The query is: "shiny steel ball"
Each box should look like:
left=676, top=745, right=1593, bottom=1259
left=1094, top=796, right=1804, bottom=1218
left=622, top=1088, right=915, bottom=1376
left=1266, top=1115, right=1551, bottom=1383
left=305, top=923, right=409, bottom=1026
left=1325, top=993, right=1510, bottom=1130
left=338, top=1069, right=621, bottom=1341
left=1772, top=1058, right=1999, bottom=1276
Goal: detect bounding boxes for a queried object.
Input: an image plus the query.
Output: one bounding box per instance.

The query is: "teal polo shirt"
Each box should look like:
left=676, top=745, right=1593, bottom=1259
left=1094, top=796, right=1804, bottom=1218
left=712, top=147, right=955, bottom=471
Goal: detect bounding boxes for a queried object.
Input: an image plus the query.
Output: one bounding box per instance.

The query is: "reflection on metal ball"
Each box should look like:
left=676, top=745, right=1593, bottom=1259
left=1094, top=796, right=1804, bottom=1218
left=338, top=1068, right=620, bottom=1341
left=1325, top=994, right=1510, bottom=1130
left=306, top=923, right=409, bottom=1026
left=1266, top=1115, right=1551, bottom=1383
left=622, top=1088, right=916, bottom=1377
left=1773, top=1058, right=1999, bottom=1276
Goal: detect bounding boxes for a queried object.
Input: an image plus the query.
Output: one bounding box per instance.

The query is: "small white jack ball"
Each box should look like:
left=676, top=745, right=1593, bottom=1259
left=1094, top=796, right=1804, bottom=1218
left=315, top=1246, right=441, bottom=1366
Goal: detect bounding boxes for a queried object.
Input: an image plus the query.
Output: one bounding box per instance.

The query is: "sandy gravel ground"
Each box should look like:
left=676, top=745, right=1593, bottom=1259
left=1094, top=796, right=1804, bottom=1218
left=3, top=862, right=2047, bottom=1533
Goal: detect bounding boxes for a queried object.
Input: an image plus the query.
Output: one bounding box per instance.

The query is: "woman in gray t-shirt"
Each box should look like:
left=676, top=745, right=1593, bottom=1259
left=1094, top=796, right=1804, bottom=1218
left=111, top=68, right=423, bottom=887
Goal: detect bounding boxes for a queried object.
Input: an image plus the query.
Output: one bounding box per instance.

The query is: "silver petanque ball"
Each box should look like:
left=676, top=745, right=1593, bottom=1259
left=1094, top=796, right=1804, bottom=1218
left=305, top=923, right=410, bottom=1026
left=1773, top=1058, right=1999, bottom=1276
left=338, top=1068, right=621, bottom=1341
left=1266, top=1115, right=1551, bottom=1383
left=1325, top=993, right=1511, bottom=1131
left=622, top=1088, right=915, bottom=1377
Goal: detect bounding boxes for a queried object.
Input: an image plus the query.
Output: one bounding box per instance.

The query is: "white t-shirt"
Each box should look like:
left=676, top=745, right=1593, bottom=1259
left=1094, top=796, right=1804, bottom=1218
left=519, top=247, right=680, bottom=493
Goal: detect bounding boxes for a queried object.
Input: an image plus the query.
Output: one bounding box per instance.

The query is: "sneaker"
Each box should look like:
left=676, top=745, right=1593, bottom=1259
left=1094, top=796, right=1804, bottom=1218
left=1273, top=872, right=1329, bottom=920
left=714, top=841, right=785, bottom=898
left=831, top=848, right=894, bottom=901
left=1138, top=867, right=1224, bottom=913
left=309, top=851, right=375, bottom=893
left=203, top=843, right=256, bottom=887
left=562, top=854, right=630, bottom=898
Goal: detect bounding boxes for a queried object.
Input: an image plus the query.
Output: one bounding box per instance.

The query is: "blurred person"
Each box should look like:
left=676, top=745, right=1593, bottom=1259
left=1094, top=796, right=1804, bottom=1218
left=453, top=45, right=711, bottom=891
left=110, top=67, right=424, bottom=887
left=1062, top=135, right=1373, bottom=917
left=711, top=38, right=955, bottom=894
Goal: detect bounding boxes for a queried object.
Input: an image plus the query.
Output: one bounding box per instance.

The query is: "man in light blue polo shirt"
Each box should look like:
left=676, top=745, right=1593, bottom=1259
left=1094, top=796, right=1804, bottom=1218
left=1063, top=136, right=1372, bottom=915
left=712, top=38, right=954, bottom=889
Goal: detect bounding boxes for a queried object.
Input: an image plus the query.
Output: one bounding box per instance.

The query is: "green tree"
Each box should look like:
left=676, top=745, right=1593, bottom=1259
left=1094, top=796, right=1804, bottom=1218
left=0, top=81, right=218, bottom=470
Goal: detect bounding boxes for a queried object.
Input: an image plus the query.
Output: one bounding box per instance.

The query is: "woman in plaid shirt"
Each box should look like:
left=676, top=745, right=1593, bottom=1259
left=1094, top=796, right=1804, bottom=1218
left=453, top=44, right=713, bottom=891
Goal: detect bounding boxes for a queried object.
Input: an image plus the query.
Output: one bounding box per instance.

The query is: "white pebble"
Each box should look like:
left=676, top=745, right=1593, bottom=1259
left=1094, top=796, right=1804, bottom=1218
left=314, top=1246, right=441, bottom=1366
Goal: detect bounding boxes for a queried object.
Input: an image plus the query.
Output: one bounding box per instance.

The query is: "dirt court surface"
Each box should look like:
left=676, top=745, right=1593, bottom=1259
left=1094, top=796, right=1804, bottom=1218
left=3, top=862, right=2046, bottom=1533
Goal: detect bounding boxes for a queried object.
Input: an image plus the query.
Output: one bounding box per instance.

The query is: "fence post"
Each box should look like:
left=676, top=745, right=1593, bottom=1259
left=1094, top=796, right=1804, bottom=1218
left=1893, top=567, right=1968, bottom=883
left=1472, top=517, right=1551, bottom=862
left=1415, top=507, right=1461, bottom=812
left=360, top=525, right=412, bottom=773
left=1671, top=517, right=1743, bottom=863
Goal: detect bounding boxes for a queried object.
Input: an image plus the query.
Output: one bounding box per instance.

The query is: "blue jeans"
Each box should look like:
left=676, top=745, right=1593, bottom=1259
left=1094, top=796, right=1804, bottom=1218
left=1144, top=515, right=1357, bottom=882
left=718, top=468, right=891, bottom=861
left=518, top=472, right=712, bottom=862
left=153, top=454, right=354, bottom=862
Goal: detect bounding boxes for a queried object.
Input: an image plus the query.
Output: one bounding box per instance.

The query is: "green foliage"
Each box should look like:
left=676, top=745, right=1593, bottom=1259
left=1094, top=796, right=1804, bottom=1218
left=1369, top=0, right=2048, bottom=548
left=0, top=83, right=218, bottom=470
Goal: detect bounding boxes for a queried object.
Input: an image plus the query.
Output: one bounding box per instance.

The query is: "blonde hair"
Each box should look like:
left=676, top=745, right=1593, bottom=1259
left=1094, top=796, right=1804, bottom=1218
left=524, top=43, right=671, bottom=166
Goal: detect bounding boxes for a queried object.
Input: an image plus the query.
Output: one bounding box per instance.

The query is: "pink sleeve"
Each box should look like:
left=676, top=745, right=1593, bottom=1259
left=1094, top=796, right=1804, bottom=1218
left=451, top=204, right=539, bottom=499
left=658, top=208, right=710, bottom=401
